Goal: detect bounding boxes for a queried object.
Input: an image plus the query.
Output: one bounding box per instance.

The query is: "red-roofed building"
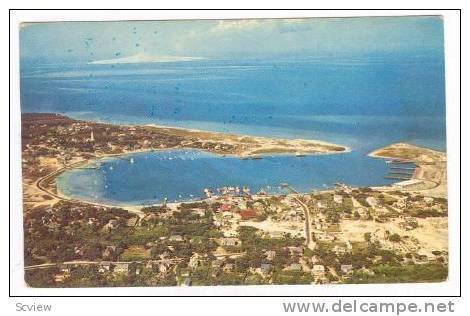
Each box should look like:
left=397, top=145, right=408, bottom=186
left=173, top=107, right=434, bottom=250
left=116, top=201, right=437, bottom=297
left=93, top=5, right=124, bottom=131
left=239, top=209, right=257, bottom=220
left=218, top=204, right=231, bottom=212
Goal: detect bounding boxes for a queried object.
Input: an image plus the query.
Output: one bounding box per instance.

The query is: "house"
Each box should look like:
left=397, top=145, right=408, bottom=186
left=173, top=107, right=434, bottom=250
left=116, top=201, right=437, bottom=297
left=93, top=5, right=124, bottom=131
left=103, top=219, right=119, bottom=231
left=98, top=261, right=111, bottom=273
left=260, top=263, right=273, bottom=274
left=181, top=277, right=191, bottom=287
left=316, top=201, right=327, bottom=209
left=287, top=246, right=303, bottom=256
left=53, top=274, right=67, bottom=283
left=270, top=231, right=285, bottom=239
left=356, top=207, right=368, bottom=218
left=126, top=217, right=139, bottom=227
left=223, top=263, right=234, bottom=272
left=285, top=263, right=302, bottom=271
left=366, top=197, right=378, bottom=208
left=314, top=219, right=324, bottom=230
left=265, top=250, right=276, bottom=261
left=312, top=264, right=325, bottom=277
left=239, top=209, right=257, bottom=220
left=311, top=255, right=321, bottom=264
left=341, top=264, right=354, bottom=275
left=87, top=217, right=98, bottom=226
left=394, top=198, right=408, bottom=209
left=333, top=194, right=343, bottom=204
left=60, top=266, right=71, bottom=274
left=333, top=245, right=347, bottom=255
left=218, top=204, right=231, bottom=212
left=424, top=197, right=434, bottom=205
left=220, top=237, right=241, bottom=247
left=188, top=254, right=200, bottom=269
left=223, top=230, right=238, bottom=238
left=169, top=235, right=184, bottom=242
left=113, top=263, right=129, bottom=274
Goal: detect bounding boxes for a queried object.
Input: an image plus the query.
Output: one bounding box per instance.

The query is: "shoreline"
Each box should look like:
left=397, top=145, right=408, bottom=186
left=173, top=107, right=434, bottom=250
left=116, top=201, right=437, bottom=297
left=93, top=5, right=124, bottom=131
left=52, top=149, right=341, bottom=212
left=53, top=142, right=445, bottom=211
left=23, top=114, right=447, bottom=213
left=51, top=142, right=446, bottom=211
left=367, top=142, right=447, bottom=197
left=368, top=142, right=446, bottom=159
left=143, top=122, right=352, bottom=153
left=23, top=112, right=349, bottom=213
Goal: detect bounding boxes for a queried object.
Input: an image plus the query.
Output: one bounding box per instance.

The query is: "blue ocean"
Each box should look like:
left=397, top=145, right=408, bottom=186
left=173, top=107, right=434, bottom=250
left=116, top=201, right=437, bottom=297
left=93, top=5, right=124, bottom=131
left=21, top=56, right=446, bottom=205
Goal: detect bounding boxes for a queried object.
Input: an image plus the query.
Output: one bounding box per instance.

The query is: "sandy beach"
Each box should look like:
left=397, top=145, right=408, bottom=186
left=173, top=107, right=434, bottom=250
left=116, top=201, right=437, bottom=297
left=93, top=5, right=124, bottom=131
left=369, top=143, right=447, bottom=198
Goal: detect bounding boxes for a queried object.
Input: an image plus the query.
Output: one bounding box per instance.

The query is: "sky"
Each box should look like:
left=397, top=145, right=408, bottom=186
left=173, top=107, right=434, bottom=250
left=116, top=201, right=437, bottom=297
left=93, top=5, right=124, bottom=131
left=20, top=16, right=444, bottom=64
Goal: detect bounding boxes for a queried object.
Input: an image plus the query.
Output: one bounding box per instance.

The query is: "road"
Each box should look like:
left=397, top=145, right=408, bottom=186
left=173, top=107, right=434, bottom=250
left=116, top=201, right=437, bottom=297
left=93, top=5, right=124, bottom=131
left=35, top=159, right=89, bottom=200
left=282, top=184, right=315, bottom=249
left=34, top=160, right=145, bottom=217
left=24, top=258, right=183, bottom=271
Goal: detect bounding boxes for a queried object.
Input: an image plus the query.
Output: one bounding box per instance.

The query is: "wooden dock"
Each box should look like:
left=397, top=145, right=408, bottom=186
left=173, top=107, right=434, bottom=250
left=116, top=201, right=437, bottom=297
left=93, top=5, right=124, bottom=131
left=390, top=166, right=415, bottom=171
left=386, top=160, right=415, bottom=165
left=385, top=176, right=413, bottom=181
left=388, top=172, right=414, bottom=176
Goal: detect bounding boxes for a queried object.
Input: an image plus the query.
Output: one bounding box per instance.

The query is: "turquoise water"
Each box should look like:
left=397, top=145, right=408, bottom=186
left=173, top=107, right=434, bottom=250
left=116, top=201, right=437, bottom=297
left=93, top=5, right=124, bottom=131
left=22, top=57, right=446, bottom=205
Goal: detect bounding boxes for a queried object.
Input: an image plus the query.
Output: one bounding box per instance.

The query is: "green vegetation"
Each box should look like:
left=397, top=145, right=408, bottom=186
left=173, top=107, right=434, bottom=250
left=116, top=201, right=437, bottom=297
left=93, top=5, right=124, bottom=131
left=110, top=226, right=169, bottom=245
left=119, top=246, right=149, bottom=261
left=272, top=271, right=314, bottom=285
left=346, top=264, right=448, bottom=284
left=388, top=233, right=402, bottom=243
left=413, top=208, right=447, bottom=218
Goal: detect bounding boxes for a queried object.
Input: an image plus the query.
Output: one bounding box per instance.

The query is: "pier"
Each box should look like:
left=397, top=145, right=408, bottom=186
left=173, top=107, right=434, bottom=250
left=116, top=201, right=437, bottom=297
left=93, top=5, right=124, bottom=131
left=388, top=172, right=414, bottom=177
left=384, top=176, right=414, bottom=181
left=384, top=161, right=416, bottom=181
left=386, top=159, right=415, bottom=165
left=390, top=166, right=415, bottom=171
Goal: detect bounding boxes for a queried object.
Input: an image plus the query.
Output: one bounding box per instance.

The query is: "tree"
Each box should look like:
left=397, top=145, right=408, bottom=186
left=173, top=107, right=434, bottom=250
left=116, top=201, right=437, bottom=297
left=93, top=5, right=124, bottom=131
left=388, top=234, right=401, bottom=243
